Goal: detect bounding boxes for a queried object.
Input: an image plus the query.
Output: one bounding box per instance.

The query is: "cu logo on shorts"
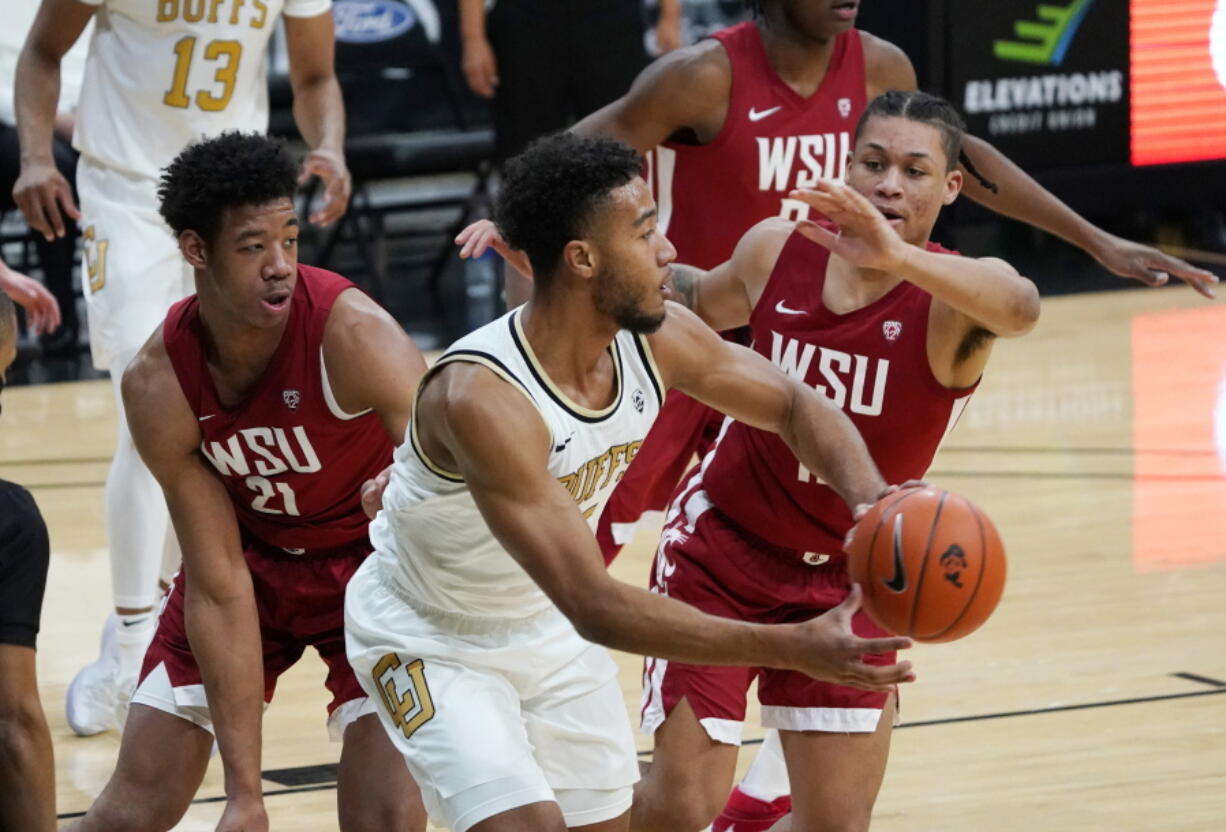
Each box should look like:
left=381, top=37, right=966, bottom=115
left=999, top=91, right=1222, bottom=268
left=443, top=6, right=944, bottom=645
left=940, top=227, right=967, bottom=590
left=803, top=552, right=831, bottom=566
left=372, top=653, right=435, bottom=740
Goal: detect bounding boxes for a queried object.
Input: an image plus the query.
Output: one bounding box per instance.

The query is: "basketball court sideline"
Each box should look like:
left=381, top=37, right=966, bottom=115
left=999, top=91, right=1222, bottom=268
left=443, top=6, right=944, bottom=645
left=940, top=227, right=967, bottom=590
left=4, top=286, right=1225, bottom=830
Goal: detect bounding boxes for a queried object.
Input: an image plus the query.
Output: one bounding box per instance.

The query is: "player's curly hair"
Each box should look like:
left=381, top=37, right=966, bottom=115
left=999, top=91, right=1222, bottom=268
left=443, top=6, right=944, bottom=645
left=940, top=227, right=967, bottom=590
left=495, top=132, right=644, bottom=285
left=856, top=90, right=999, bottom=193
left=158, top=131, right=300, bottom=244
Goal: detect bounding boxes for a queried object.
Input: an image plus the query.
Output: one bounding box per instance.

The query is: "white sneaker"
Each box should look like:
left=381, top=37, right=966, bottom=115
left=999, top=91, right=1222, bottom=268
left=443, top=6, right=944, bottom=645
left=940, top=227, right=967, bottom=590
left=66, top=614, right=120, bottom=736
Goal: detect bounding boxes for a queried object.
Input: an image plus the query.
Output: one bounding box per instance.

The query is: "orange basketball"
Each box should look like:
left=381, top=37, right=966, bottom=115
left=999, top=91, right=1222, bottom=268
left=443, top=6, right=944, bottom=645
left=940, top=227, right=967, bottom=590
left=845, top=486, right=1006, bottom=643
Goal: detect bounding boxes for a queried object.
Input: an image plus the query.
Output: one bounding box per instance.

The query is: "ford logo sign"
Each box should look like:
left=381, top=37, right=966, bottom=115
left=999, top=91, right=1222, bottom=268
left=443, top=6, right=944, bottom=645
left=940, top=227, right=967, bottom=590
left=334, top=0, right=416, bottom=44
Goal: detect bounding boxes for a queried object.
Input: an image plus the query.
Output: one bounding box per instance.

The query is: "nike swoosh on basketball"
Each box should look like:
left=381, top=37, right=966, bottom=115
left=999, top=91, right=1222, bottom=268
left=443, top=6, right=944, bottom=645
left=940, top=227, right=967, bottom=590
left=748, top=105, right=783, bottom=122
left=775, top=300, right=805, bottom=316
left=884, top=513, right=908, bottom=593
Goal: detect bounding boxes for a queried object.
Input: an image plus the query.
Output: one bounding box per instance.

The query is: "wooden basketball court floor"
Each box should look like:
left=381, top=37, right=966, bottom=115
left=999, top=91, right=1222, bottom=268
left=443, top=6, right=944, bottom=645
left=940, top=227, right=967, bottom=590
left=3, top=285, right=1225, bottom=830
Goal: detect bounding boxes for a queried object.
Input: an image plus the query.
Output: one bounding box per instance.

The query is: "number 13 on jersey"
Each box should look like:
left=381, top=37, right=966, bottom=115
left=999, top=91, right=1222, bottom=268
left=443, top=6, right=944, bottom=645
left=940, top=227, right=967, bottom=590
left=164, top=37, right=242, bottom=111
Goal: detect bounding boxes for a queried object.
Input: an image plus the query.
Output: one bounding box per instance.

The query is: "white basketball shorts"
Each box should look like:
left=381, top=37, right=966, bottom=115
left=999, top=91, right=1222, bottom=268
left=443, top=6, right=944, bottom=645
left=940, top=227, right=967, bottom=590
left=344, top=558, right=639, bottom=832
left=76, top=155, right=194, bottom=371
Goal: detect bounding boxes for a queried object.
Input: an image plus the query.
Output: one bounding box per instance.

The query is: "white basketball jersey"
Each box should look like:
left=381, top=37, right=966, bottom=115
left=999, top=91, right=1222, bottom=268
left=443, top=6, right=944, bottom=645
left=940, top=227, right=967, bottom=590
left=369, top=307, right=666, bottom=620
left=74, top=0, right=330, bottom=179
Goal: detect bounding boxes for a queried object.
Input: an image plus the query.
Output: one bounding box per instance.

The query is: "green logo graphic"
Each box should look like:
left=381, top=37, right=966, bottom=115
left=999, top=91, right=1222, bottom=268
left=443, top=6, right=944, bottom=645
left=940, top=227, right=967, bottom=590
left=994, top=0, right=1095, bottom=66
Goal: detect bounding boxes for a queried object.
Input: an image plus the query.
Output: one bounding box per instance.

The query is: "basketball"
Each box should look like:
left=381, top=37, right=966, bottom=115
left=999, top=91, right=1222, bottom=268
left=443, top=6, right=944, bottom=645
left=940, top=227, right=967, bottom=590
left=845, top=486, right=1006, bottom=643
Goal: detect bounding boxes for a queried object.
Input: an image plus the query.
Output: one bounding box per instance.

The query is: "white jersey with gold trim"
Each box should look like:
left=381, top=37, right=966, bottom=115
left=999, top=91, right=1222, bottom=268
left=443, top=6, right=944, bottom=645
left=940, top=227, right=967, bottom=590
left=368, top=307, right=666, bottom=620
left=73, top=0, right=330, bottom=179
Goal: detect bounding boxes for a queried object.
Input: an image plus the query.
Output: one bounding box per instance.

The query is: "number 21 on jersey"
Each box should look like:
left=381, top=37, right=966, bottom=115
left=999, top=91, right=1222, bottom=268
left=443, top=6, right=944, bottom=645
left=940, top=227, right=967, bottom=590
left=164, top=37, right=242, bottom=112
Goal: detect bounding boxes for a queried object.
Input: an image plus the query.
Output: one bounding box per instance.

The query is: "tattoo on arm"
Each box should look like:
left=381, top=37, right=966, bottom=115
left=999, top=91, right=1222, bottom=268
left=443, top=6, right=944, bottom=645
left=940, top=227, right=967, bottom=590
left=669, top=264, right=702, bottom=311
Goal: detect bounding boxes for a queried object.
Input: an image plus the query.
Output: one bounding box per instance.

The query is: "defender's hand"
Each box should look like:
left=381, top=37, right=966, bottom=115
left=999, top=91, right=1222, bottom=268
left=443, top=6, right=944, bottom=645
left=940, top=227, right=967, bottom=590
left=361, top=466, right=392, bottom=520
left=790, top=182, right=909, bottom=272
left=455, top=219, right=533, bottom=280
left=13, top=159, right=80, bottom=242
left=0, top=264, right=61, bottom=335
left=299, top=148, right=351, bottom=227
left=789, top=585, right=915, bottom=692
left=1089, top=231, right=1219, bottom=299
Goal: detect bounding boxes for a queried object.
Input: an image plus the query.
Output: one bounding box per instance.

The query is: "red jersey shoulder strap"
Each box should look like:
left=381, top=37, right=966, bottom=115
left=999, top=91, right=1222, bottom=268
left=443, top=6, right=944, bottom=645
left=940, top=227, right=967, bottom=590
left=710, top=22, right=759, bottom=113
left=162, top=295, right=206, bottom=416
left=750, top=228, right=832, bottom=328
left=830, top=29, right=866, bottom=99
left=297, top=264, right=363, bottom=347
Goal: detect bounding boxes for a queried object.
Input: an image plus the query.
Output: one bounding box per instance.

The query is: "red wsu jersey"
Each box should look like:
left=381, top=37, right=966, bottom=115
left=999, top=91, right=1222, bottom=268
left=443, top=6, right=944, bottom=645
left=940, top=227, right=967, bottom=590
left=648, top=22, right=867, bottom=269
left=701, top=231, right=977, bottom=558
left=163, top=265, right=393, bottom=552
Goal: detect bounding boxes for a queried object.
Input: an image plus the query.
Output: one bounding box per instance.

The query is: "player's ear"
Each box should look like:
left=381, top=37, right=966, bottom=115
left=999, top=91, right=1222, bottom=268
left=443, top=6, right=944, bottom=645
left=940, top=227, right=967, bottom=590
left=942, top=169, right=963, bottom=206
left=180, top=230, right=208, bottom=270
left=563, top=240, right=596, bottom=280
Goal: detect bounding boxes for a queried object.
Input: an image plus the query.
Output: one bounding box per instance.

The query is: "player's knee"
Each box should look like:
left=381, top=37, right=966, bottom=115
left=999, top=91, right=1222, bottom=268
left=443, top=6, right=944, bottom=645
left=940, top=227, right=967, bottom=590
left=0, top=697, right=47, bottom=751
left=80, top=762, right=194, bottom=832
left=634, top=783, right=723, bottom=832
left=338, top=794, right=426, bottom=832
left=793, top=806, right=873, bottom=832
left=81, top=796, right=179, bottom=832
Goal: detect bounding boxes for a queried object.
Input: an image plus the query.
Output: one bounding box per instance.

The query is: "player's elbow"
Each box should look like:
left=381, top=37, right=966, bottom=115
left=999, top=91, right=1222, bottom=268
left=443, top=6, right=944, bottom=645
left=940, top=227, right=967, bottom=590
left=559, top=589, right=623, bottom=648
left=998, top=280, right=1041, bottom=337
left=1000, top=281, right=1039, bottom=335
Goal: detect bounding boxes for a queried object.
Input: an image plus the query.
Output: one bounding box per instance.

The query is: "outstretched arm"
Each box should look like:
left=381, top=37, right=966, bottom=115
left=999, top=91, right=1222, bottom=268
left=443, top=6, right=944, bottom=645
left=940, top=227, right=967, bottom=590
left=790, top=183, right=1040, bottom=339
left=865, top=35, right=1219, bottom=297
left=414, top=364, right=913, bottom=690
left=648, top=304, right=888, bottom=512
left=122, top=344, right=268, bottom=832
left=958, top=136, right=1217, bottom=296
left=571, top=41, right=731, bottom=151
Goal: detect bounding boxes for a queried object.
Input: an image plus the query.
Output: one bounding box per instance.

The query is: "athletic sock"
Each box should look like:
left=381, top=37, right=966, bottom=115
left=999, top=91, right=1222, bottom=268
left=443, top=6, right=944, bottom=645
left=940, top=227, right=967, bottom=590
left=739, top=729, right=791, bottom=802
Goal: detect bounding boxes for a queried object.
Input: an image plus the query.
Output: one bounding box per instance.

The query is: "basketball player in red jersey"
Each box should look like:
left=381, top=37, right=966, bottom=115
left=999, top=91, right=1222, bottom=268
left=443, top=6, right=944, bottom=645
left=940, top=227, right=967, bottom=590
left=568, top=0, right=1219, bottom=567
left=70, top=133, right=427, bottom=832
left=634, top=91, right=1038, bottom=832
left=461, top=91, right=1039, bottom=832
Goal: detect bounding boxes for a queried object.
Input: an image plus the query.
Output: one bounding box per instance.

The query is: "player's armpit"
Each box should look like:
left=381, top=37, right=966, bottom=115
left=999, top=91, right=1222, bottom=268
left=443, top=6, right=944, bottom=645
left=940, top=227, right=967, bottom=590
left=322, top=288, right=427, bottom=444
left=571, top=40, right=732, bottom=150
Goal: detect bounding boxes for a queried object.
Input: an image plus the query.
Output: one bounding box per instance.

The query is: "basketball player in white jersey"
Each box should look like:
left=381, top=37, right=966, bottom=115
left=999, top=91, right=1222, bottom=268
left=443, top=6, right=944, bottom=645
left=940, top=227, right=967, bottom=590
left=12, top=0, right=350, bottom=736
left=344, top=132, right=916, bottom=832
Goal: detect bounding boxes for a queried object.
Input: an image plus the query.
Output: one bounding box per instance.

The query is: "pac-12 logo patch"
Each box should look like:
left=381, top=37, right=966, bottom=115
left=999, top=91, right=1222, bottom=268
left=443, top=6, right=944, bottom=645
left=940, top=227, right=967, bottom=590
left=632, top=389, right=646, bottom=413
left=883, top=320, right=902, bottom=341
left=283, top=389, right=302, bottom=410
left=838, top=97, right=852, bottom=118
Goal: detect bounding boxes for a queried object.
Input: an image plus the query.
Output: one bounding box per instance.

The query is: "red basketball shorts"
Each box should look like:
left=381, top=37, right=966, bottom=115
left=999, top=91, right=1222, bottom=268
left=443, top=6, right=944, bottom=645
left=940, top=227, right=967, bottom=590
left=133, top=537, right=372, bottom=740
left=596, top=392, right=724, bottom=563
left=640, top=474, right=895, bottom=744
